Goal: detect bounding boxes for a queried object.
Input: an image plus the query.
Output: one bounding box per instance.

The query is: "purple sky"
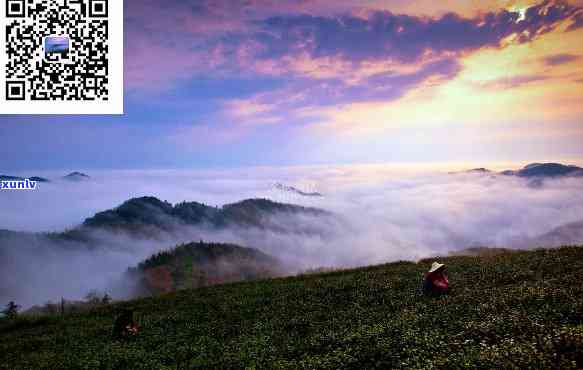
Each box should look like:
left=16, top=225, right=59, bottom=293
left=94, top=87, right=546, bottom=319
left=1, top=0, right=583, bottom=171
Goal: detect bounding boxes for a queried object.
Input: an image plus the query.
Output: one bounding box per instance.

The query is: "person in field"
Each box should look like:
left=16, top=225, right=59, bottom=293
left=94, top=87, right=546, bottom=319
left=113, top=309, right=139, bottom=339
left=423, top=262, right=449, bottom=295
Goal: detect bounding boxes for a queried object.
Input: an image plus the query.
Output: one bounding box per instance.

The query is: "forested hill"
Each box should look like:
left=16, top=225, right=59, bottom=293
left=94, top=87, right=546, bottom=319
left=128, top=241, right=283, bottom=295
left=0, top=197, right=332, bottom=247
left=82, top=196, right=329, bottom=232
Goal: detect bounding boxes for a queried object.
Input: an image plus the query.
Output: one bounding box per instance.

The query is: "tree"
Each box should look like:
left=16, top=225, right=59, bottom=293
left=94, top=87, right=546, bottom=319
left=85, top=290, right=101, bottom=305
left=101, top=293, right=111, bottom=305
left=2, top=301, right=20, bottom=319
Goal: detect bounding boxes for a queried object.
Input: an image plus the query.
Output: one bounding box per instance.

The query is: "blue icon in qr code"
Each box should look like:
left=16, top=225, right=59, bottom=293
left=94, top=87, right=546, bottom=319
left=44, top=35, right=70, bottom=63
left=44, top=36, right=69, bottom=55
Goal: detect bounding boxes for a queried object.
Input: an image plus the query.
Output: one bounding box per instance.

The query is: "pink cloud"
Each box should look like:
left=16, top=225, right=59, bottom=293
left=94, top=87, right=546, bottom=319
left=124, top=0, right=582, bottom=95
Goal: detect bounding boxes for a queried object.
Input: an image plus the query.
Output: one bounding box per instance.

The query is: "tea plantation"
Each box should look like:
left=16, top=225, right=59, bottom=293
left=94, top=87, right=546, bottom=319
left=2, top=246, right=583, bottom=369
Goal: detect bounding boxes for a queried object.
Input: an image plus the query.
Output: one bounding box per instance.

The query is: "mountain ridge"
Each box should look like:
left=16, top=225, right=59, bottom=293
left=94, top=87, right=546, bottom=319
left=451, top=162, right=583, bottom=178
left=0, top=175, right=50, bottom=182
left=82, top=196, right=329, bottom=232
left=0, top=196, right=333, bottom=248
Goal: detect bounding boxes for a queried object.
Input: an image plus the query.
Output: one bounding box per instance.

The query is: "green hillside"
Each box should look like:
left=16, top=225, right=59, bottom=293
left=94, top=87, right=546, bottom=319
left=128, top=242, right=284, bottom=295
left=2, top=246, right=583, bottom=369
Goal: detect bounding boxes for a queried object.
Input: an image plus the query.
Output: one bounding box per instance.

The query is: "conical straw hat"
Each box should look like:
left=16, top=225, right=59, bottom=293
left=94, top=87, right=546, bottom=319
left=429, top=262, right=445, bottom=273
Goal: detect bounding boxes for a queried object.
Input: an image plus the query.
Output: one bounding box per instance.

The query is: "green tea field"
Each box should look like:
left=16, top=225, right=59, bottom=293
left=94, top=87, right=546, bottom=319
left=2, top=246, right=583, bottom=369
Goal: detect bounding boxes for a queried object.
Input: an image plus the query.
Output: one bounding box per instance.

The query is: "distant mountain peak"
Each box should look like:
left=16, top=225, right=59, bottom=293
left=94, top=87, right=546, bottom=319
left=450, top=162, right=583, bottom=180
left=63, top=172, right=90, bottom=181
left=274, top=183, right=323, bottom=197
left=0, top=174, right=49, bottom=182
left=467, top=168, right=490, bottom=173
left=0, top=175, right=24, bottom=181
left=448, top=168, right=491, bottom=175
left=514, top=163, right=583, bottom=178
left=29, top=176, right=50, bottom=182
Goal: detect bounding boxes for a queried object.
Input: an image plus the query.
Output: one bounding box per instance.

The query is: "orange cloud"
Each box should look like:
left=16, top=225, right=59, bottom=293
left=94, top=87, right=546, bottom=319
left=302, top=20, right=583, bottom=137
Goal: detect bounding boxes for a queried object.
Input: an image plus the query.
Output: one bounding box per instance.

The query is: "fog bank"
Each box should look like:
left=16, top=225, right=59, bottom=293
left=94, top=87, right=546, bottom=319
left=2, top=163, right=583, bottom=308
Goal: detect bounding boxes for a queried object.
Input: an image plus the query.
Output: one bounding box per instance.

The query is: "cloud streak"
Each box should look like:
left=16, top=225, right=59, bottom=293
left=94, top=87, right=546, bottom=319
left=543, top=53, right=580, bottom=65
left=566, top=9, right=583, bottom=30
left=124, top=0, right=582, bottom=92
left=251, top=1, right=579, bottom=65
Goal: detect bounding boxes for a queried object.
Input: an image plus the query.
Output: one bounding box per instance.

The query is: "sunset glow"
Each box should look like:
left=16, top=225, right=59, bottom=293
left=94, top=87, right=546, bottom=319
left=1, top=0, right=583, bottom=169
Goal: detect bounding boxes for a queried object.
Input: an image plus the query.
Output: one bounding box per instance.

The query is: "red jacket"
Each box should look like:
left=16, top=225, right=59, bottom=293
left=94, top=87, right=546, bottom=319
left=425, top=270, right=449, bottom=291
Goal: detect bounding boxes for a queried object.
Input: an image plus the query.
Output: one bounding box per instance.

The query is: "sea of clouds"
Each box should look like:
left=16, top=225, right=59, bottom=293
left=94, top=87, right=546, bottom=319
left=2, top=163, right=583, bottom=308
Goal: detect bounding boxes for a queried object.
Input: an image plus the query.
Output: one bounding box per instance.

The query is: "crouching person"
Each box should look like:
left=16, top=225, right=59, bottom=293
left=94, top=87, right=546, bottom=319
left=422, top=262, right=449, bottom=295
left=113, top=309, right=140, bottom=340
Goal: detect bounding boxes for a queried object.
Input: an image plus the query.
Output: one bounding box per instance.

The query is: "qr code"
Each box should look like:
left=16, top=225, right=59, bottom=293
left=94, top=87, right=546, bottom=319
left=4, top=0, right=109, bottom=102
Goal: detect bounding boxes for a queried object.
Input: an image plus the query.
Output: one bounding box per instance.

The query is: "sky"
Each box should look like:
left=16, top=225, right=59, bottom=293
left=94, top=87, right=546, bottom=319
left=1, top=0, right=583, bottom=171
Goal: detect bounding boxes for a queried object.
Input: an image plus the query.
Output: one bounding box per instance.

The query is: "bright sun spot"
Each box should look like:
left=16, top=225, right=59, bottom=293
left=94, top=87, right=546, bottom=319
left=512, top=7, right=529, bottom=22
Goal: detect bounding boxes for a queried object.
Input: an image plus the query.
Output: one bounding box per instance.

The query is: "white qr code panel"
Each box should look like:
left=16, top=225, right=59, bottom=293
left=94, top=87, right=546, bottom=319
left=0, top=0, right=123, bottom=114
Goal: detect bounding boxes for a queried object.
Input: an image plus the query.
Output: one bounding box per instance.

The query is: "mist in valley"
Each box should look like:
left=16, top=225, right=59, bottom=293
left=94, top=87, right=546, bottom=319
left=2, top=163, right=583, bottom=308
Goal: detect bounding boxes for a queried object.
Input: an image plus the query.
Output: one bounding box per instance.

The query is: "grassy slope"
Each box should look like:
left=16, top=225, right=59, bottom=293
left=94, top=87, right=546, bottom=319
left=2, top=246, right=583, bottom=369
